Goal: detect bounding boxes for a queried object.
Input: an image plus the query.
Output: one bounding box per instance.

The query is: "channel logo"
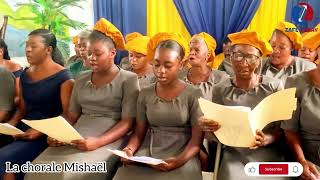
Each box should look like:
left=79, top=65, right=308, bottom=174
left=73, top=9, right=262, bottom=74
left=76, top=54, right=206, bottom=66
left=292, top=2, right=314, bottom=24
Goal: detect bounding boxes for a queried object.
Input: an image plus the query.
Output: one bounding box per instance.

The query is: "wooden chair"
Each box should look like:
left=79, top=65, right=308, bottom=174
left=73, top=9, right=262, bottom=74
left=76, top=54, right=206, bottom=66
left=0, top=15, right=8, bottom=39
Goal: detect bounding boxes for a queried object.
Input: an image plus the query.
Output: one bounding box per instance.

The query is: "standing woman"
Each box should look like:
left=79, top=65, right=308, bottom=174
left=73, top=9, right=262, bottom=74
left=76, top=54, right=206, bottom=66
left=199, top=31, right=287, bottom=180
left=281, top=29, right=320, bottom=180
left=25, top=18, right=139, bottom=180
left=113, top=32, right=204, bottom=180
left=186, top=32, right=228, bottom=100
left=0, top=29, right=74, bottom=180
left=125, top=32, right=156, bottom=88
left=261, top=21, right=316, bottom=83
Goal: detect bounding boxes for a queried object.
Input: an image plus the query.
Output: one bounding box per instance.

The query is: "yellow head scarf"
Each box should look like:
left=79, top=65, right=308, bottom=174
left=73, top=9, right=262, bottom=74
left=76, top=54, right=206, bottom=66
left=191, top=32, right=217, bottom=62
left=125, top=33, right=150, bottom=56
left=147, top=32, right=189, bottom=61
left=125, top=32, right=143, bottom=43
left=274, top=21, right=302, bottom=50
left=302, top=24, right=320, bottom=51
left=228, top=30, right=273, bottom=57
left=94, top=18, right=125, bottom=50
left=72, top=36, right=79, bottom=45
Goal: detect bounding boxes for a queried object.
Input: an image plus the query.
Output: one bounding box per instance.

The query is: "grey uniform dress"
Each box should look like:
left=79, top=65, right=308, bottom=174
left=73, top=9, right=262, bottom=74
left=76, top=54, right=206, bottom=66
left=138, top=72, right=156, bottom=89
left=212, top=75, right=289, bottom=180
left=184, top=69, right=229, bottom=100
left=218, top=58, right=235, bottom=77
left=127, top=67, right=156, bottom=89
left=281, top=72, right=320, bottom=170
left=0, top=67, right=15, bottom=116
left=25, top=68, right=139, bottom=180
left=261, top=56, right=316, bottom=83
left=113, top=83, right=203, bottom=180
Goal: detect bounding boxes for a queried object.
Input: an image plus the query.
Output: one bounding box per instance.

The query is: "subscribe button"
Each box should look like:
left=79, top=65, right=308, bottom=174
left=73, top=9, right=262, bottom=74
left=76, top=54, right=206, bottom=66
left=244, top=162, right=303, bottom=177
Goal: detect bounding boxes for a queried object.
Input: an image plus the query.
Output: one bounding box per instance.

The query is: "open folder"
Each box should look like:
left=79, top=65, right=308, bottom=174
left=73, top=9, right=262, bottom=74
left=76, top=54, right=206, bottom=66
left=22, top=116, right=83, bottom=144
left=0, top=123, right=24, bottom=136
left=199, top=88, right=297, bottom=147
left=107, top=149, right=167, bottom=165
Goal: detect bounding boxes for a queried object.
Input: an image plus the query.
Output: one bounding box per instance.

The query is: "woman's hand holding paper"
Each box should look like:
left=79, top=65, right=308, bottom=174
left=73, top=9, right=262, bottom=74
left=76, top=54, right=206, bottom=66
left=47, top=137, right=67, bottom=147
left=198, top=116, right=221, bottom=132
left=71, top=137, right=101, bottom=151
left=121, top=147, right=134, bottom=165
left=14, top=128, right=43, bottom=140
left=250, top=129, right=272, bottom=149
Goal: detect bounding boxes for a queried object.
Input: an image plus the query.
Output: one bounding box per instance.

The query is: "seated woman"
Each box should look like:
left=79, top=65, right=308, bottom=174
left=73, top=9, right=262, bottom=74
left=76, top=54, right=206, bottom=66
left=66, top=35, right=81, bottom=66
left=185, top=32, right=228, bottom=100
left=25, top=18, right=139, bottom=180
left=261, top=21, right=316, bottom=83
left=0, top=66, right=15, bottom=147
left=217, top=37, right=234, bottom=76
left=302, top=28, right=320, bottom=66
left=0, top=39, right=23, bottom=77
left=67, top=30, right=92, bottom=78
left=125, top=32, right=156, bottom=88
left=281, top=29, right=320, bottom=180
left=0, top=39, right=23, bottom=105
left=0, top=29, right=73, bottom=180
left=0, top=66, right=15, bottom=122
left=298, top=33, right=318, bottom=63
left=113, top=32, right=204, bottom=180
left=199, top=31, right=288, bottom=180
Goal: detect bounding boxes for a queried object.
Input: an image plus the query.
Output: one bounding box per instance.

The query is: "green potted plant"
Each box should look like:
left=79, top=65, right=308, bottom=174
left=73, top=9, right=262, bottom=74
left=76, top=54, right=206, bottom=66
left=11, top=0, right=87, bottom=60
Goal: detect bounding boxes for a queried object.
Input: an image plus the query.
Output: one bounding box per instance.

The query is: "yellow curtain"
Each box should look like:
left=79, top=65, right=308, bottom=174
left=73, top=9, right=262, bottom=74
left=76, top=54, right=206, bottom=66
left=147, top=0, right=191, bottom=40
left=247, top=0, right=287, bottom=40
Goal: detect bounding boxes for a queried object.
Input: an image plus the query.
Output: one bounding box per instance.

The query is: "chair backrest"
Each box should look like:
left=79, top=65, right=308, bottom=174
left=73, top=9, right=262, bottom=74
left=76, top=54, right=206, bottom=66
left=0, top=15, right=8, bottom=39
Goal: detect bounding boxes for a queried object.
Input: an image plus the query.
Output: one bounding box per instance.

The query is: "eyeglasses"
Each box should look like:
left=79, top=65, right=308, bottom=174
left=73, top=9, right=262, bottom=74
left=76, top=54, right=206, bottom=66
left=231, top=52, right=260, bottom=65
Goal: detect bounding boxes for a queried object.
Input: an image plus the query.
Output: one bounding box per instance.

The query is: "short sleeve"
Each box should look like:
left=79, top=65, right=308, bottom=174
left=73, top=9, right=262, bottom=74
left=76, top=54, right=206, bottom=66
left=211, top=85, right=223, bottom=104
left=121, top=74, right=140, bottom=118
left=189, top=88, right=204, bottom=126
left=218, top=61, right=226, bottom=71
left=136, top=90, right=147, bottom=123
left=69, top=80, right=81, bottom=114
left=281, top=75, right=302, bottom=132
left=0, top=69, right=15, bottom=111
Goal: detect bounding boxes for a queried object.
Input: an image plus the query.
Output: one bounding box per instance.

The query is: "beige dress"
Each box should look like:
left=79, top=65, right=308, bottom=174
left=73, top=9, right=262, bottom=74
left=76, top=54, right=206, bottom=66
left=281, top=72, right=320, bottom=169
left=25, top=68, right=139, bottom=180
left=211, top=76, right=289, bottom=180
left=184, top=69, right=229, bottom=100
left=261, top=56, right=316, bottom=83
left=113, top=83, right=203, bottom=180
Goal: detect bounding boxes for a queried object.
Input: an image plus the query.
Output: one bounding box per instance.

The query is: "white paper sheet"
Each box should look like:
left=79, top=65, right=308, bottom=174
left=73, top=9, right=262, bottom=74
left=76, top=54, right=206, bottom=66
left=107, top=149, right=167, bottom=165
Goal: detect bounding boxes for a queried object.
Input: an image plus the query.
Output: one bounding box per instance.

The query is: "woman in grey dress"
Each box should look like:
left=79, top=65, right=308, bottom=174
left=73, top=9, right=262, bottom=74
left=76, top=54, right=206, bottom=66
left=218, top=37, right=234, bottom=77
left=125, top=32, right=156, bottom=88
left=199, top=31, right=288, bottom=180
left=185, top=32, right=228, bottom=100
left=25, top=18, right=139, bottom=180
left=113, top=32, right=204, bottom=180
left=261, top=21, right=316, bottom=83
left=281, top=64, right=320, bottom=179
left=0, top=67, right=15, bottom=147
left=0, top=67, right=15, bottom=123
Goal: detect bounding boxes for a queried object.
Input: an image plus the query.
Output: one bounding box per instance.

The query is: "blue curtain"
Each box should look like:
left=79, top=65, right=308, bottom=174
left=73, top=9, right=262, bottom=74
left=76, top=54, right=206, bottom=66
left=286, top=0, right=320, bottom=31
left=173, top=0, right=261, bottom=53
left=93, top=0, right=146, bottom=64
